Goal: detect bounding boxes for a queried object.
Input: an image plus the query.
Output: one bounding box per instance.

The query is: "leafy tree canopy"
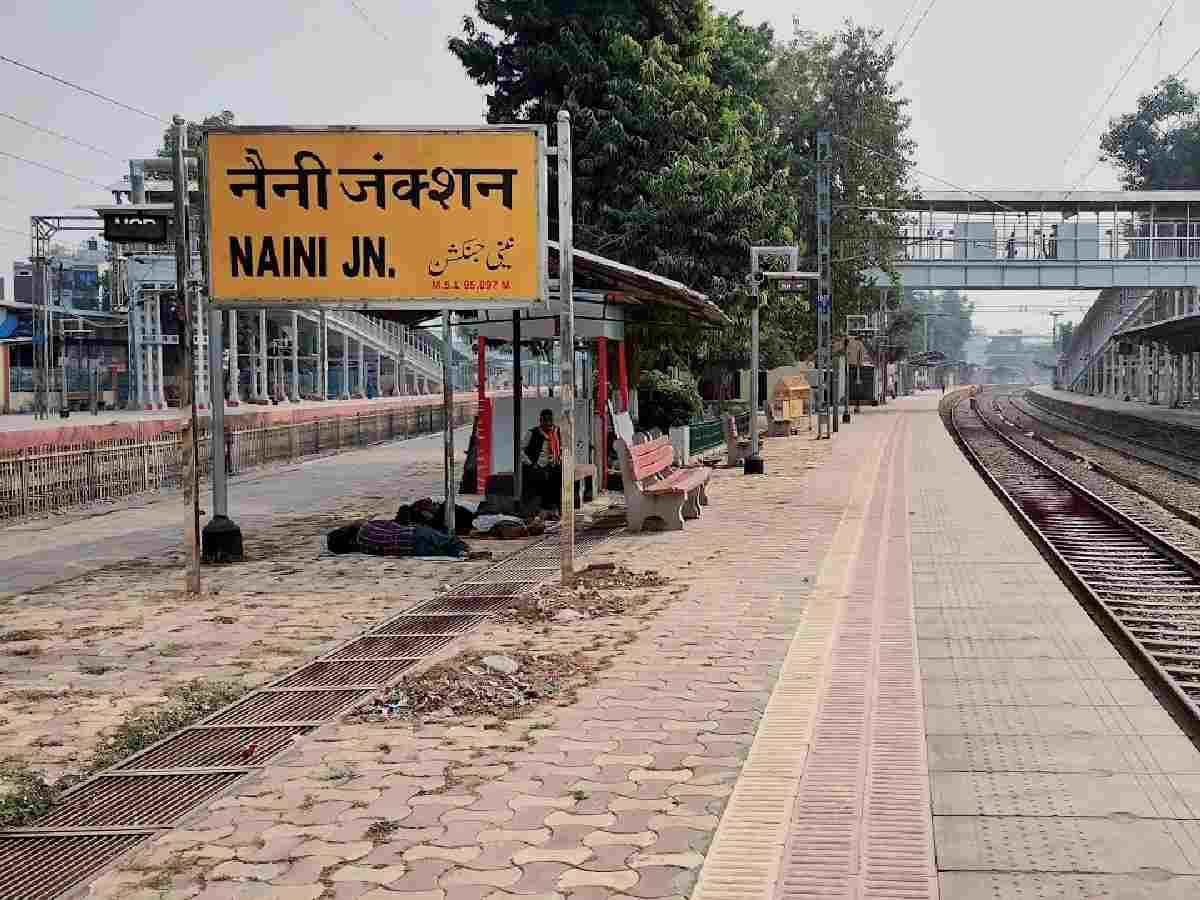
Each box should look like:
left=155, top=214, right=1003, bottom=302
left=1100, top=77, right=1200, bottom=189
left=159, top=110, right=235, bottom=158
left=449, top=4, right=916, bottom=375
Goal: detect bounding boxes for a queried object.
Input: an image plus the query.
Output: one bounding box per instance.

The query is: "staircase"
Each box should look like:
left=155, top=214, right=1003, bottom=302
left=297, top=309, right=444, bottom=386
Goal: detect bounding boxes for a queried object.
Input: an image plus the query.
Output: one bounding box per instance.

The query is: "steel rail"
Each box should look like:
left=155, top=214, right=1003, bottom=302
left=943, top=389, right=1200, bottom=743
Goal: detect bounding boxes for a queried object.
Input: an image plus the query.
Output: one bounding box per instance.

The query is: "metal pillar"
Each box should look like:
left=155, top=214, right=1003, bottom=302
left=397, top=324, right=406, bottom=395
left=512, top=310, right=522, bottom=503
left=341, top=330, right=350, bottom=399
left=319, top=310, right=328, bottom=399
left=816, top=130, right=833, bottom=438
left=258, top=310, right=269, bottom=402
left=443, top=309, right=455, bottom=534
left=357, top=338, right=365, bottom=396
left=227, top=310, right=240, bottom=403
left=751, top=292, right=761, bottom=457
left=557, top=110, right=576, bottom=583
left=290, top=312, right=300, bottom=401
left=596, top=335, right=608, bottom=494
left=172, top=116, right=201, bottom=593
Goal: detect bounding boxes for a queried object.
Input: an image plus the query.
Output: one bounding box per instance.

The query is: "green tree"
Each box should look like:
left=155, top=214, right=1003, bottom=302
left=894, top=289, right=973, bottom=361
left=768, top=23, right=918, bottom=344
left=449, top=3, right=797, bottom=376
left=159, top=110, right=235, bottom=158
left=1099, top=77, right=1200, bottom=189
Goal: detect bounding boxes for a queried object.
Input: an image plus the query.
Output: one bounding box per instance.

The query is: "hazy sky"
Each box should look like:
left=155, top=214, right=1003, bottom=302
left=2, top=0, right=1197, bottom=335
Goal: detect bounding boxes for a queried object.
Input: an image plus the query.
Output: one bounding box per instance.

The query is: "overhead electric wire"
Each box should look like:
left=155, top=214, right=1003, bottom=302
left=0, top=149, right=110, bottom=190
left=0, top=111, right=122, bottom=159
left=1169, top=42, right=1200, bottom=79
left=1061, top=0, right=1177, bottom=171
left=892, top=0, right=921, bottom=46
left=1064, top=1, right=1183, bottom=197
left=0, top=53, right=168, bottom=124
left=895, top=0, right=940, bottom=58
left=346, top=0, right=393, bottom=42
left=831, top=132, right=1022, bottom=215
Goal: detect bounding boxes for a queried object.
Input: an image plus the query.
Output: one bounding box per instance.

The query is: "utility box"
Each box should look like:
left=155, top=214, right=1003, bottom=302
left=1055, top=221, right=1099, bottom=260
left=955, top=222, right=996, bottom=260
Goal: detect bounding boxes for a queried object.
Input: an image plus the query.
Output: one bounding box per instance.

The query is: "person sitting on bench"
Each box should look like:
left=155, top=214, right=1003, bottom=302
left=523, top=408, right=563, bottom=517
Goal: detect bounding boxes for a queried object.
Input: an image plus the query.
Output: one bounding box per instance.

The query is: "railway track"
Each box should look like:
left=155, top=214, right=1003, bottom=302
left=987, top=387, right=1200, bottom=541
left=945, top=389, right=1200, bottom=731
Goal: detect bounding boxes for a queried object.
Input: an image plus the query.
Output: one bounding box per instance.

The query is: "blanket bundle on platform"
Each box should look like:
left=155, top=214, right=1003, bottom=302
left=327, top=519, right=468, bottom=558
left=394, top=497, right=476, bottom=535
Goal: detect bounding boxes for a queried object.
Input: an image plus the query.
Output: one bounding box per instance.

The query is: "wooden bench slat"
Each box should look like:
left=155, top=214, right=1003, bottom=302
left=630, top=441, right=673, bottom=481
left=644, top=481, right=686, bottom=496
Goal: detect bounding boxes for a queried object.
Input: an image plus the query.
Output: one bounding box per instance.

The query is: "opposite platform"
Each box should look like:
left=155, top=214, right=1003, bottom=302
left=1028, top=384, right=1200, bottom=429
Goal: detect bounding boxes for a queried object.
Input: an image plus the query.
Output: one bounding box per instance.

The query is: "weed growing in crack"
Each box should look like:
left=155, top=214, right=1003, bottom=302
left=0, top=765, right=56, bottom=827
left=365, top=819, right=402, bottom=840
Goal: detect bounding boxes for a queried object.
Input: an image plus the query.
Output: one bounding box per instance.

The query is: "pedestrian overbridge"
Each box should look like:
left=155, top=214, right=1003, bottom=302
left=864, top=190, right=1200, bottom=290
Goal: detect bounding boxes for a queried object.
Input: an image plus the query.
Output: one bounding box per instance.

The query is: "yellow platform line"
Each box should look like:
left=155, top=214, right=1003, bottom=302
left=691, top=418, right=899, bottom=900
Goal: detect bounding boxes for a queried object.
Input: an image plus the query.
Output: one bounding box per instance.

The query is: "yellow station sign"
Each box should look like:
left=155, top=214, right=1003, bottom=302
left=204, top=128, right=545, bottom=306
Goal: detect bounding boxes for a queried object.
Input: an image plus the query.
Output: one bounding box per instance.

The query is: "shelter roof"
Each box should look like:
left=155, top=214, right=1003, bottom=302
left=547, top=242, right=726, bottom=325
left=369, top=242, right=727, bottom=329
left=1117, top=312, right=1200, bottom=354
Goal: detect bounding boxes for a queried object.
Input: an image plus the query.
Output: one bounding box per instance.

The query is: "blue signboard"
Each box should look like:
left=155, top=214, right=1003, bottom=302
left=817, top=294, right=831, bottom=313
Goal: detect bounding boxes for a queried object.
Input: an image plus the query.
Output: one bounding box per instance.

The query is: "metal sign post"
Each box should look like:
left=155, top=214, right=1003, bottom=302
left=197, top=140, right=244, bottom=564
left=816, top=130, right=834, bottom=437
left=747, top=250, right=808, bottom=474
left=557, top=110, right=576, bottom=584
left=173, top=115, right=202, bottom=594
left=443, top=309, right=455, bottom=535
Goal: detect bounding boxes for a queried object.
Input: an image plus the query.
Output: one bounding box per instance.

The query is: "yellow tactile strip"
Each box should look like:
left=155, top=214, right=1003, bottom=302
left=691, top=415, right=899, bottom=900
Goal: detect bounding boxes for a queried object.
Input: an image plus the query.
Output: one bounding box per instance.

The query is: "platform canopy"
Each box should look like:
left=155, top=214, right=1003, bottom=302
left=1116, top=311, right=1200, bottom=354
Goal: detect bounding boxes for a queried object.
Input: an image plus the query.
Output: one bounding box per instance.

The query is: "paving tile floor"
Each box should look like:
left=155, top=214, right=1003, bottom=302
left=80, top=401, right=881, bottom=900
left=70, top=390, right=1200, bottom=900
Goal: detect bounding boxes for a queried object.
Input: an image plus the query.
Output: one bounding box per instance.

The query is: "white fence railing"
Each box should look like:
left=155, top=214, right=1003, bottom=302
left=0, top=400, right=475, bottom=524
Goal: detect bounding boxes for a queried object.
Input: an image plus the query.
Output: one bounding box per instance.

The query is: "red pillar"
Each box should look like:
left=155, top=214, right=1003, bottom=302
left=616, top=340, right=629, bottom=412
left=596, top=337, right=608, bottom=488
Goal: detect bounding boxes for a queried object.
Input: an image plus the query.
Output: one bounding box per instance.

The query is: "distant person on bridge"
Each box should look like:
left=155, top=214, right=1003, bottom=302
left=1006, top=231, right=1017, bottom=259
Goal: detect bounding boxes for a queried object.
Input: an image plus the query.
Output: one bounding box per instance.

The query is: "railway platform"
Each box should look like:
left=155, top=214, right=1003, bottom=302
left=1029, top=384, right=1200, bottom=429
left=46, top=393, right=1200, bottom=900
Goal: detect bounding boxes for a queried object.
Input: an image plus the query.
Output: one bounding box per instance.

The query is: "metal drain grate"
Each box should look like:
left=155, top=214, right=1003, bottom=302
left=276, top=659, right=418, bottom=688
left=410, top=596, right=521, bottom=614
left=371, top=614, right=485, bottom=634
left=117, top=726, right=312, bottom=770
left=38, top=773, right=242, bottom=828
left=0, top=832, right=150, bottom=900
left=0, top=522, right=625, bottom=900
left=441, top=581, right=537, bottom=598
left=327, top=634, right=456, bottom=659
left=205, top=690, right=368, bottom=726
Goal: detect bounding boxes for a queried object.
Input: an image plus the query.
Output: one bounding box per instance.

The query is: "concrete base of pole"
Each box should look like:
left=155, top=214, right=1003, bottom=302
left=744, top=455, right=765, bottom=475
left=201, top=515, right=244, bottom=564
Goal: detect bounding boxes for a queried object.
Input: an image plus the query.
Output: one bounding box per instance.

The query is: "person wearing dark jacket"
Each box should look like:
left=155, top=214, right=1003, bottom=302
left=523, top=409, right=562, bottom=516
